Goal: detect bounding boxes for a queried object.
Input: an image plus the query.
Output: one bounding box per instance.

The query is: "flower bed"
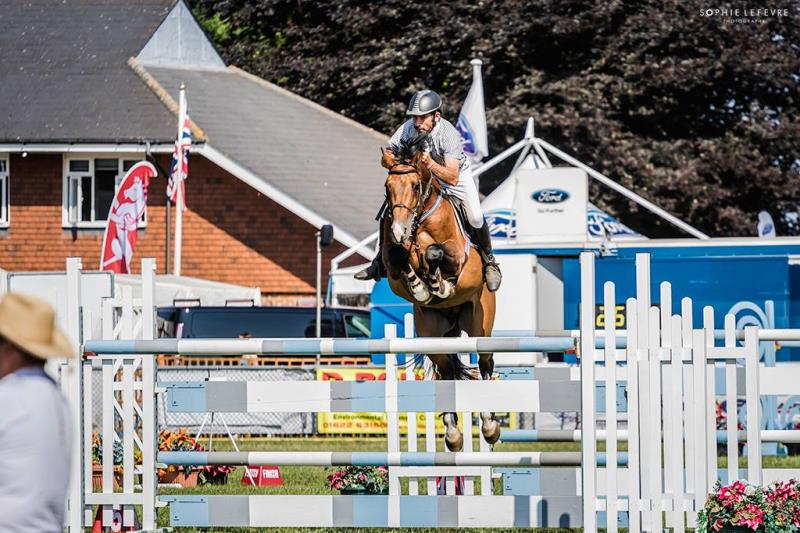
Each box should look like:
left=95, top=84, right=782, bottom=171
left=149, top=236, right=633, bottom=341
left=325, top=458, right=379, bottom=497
left=327, top=466, right=389, bottom=495
left=91, top=432, right=142, bottom=491
left=158, top=428, right=235, bottom=487
left=697, top=479, right=800, bottom=532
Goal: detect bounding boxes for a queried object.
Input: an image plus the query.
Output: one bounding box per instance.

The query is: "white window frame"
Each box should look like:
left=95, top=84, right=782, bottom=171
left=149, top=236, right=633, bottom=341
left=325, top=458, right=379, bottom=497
left=62, top=154, right=147, bottom=229
left=0, top=155, right=8, bottom=228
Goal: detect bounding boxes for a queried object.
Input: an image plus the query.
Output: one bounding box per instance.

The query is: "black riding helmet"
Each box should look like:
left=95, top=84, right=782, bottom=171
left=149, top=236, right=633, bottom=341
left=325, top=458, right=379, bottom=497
left=406, top=90, right=442, bottom=116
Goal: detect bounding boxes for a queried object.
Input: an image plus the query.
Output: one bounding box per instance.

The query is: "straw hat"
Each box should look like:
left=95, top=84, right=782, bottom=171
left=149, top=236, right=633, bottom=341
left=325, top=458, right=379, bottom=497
left=0, top=293, right=74, bottom=359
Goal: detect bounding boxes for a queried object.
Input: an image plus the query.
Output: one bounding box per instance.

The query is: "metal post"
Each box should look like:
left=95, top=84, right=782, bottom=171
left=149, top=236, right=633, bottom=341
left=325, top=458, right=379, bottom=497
left=173, top=84, right=186, bottom=276
left=165, top=197, right=171, bottom=275
left=315, top=231, right=322, bottom=369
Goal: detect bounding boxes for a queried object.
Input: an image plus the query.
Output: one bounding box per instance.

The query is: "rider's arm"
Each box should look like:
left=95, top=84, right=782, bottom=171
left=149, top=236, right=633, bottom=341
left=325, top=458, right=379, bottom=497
left=425, top=156, right=459, bottom=186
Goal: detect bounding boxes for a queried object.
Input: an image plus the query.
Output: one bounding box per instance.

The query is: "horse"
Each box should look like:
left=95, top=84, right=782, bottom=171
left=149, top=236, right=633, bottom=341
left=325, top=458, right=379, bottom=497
left=379, top=138, right=500, bottom=452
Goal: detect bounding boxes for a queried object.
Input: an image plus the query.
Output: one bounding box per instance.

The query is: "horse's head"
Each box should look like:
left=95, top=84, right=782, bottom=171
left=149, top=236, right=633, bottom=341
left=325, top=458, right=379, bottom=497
left=384, top=135, right=432, bottom=244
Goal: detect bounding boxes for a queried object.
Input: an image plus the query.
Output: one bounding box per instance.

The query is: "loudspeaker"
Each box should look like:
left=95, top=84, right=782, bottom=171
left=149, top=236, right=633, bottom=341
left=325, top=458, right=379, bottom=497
left=320, top=224, right=334, bottom=247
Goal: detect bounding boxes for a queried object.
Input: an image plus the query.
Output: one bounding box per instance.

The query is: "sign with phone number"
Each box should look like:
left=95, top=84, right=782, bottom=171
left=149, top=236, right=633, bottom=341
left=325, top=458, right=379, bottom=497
left=316, top=368, right=517, bottom=435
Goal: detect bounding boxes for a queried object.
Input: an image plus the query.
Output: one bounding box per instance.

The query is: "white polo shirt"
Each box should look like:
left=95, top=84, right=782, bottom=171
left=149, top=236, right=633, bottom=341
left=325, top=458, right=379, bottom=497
left=0, top=366, right=72, bottom=533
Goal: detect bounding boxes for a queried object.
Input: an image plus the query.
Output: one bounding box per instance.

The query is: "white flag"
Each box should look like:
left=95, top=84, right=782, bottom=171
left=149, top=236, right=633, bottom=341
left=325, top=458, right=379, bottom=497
left=758, top=210, right=776, bottom=238
left=456, top=59, right=489, bottom=164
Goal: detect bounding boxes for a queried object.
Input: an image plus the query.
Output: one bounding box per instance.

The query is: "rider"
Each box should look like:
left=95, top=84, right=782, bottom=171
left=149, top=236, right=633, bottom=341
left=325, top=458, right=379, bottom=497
left=355, top=89, right=502, bottom=292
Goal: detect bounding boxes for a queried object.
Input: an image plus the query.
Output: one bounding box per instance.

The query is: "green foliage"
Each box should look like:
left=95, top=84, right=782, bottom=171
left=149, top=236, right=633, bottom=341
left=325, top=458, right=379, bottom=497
left=200, top=12, right=232, bottom=44
left=189, top=0, right=800, bottom=237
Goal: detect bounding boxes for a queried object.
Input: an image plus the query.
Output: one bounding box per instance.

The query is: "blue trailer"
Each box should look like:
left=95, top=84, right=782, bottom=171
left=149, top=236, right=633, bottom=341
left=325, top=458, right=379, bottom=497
left=371, top=238, right=800, bottom=362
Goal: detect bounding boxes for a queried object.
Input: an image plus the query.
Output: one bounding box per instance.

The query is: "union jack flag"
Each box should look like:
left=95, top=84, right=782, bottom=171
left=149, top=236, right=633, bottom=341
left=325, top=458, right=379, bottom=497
left=167, top=95, right=191, bottom=209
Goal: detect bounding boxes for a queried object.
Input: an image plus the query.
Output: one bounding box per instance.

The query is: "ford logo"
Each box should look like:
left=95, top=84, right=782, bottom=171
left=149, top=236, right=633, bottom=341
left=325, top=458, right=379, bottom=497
left=531, top=189, right=570, bottom=203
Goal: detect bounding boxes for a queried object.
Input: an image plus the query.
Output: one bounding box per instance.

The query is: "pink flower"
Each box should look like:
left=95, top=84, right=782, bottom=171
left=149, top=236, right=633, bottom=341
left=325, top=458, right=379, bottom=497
left=734, top=503, right=763, bottom=530
left=711, top=518, right=725, bottom=531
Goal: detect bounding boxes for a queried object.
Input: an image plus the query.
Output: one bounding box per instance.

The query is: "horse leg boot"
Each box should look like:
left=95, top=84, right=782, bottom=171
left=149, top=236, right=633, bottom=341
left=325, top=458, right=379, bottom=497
left=474, top=220, right=502, bottom=292
left=478, top=352, right=501, bottom=445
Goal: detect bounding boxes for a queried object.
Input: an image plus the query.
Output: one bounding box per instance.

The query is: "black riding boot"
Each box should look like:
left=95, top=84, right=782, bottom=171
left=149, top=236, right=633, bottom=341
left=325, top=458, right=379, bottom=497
left=474, top=220, right=502, bottom=292
left=354, top=226, right=386, bottom=281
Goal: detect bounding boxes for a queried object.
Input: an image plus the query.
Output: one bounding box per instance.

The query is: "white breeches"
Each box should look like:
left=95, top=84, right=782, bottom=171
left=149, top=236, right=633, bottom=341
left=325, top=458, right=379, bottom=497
left=439, top=165, right=484, bottom=229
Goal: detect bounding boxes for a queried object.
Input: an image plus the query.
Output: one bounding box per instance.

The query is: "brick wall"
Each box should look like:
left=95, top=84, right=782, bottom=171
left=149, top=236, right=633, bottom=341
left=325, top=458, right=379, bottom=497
left=0, top=153, right=356, bottom=301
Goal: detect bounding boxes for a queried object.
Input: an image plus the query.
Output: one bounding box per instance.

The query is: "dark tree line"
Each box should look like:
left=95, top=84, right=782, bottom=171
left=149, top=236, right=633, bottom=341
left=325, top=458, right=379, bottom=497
left=189, top=0, right=800, bottom=237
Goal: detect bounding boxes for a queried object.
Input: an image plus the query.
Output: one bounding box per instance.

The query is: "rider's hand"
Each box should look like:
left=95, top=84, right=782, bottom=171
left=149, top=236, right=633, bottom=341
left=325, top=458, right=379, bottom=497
left=421, top=152, right=435, bottom=169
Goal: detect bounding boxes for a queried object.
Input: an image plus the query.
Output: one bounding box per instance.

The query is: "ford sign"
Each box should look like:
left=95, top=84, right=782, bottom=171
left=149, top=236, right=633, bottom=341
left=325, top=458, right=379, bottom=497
left=531, top=189, right=570, bottom=203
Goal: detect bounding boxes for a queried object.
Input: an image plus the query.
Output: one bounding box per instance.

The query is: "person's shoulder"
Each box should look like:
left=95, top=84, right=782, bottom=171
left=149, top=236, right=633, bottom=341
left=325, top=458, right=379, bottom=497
left=438, top=118, right=459, bottom=133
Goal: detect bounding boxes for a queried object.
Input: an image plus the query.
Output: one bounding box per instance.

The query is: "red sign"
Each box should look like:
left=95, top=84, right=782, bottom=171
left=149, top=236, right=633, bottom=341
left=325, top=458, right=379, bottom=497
left=100, top=161, right=157, bottom=273
left=241, top=465, right=283, bottom=487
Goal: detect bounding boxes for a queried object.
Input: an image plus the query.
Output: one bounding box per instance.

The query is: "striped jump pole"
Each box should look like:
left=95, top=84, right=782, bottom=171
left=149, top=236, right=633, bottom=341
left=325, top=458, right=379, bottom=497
left=85, top=336, right=578, bottom=355
left=501, top=429, right=800, bottom=443
left=158, top=451, right=630, bottom=467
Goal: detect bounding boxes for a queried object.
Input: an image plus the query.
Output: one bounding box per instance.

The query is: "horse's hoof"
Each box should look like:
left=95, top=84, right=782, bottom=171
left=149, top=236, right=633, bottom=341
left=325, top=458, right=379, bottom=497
left=445, top=430, right=464, bottom=452
left=481, top=420, right=501, bottom=445
left=433, top=280, right=454, bottom=299
left=411, top=285, right=431, bottom=302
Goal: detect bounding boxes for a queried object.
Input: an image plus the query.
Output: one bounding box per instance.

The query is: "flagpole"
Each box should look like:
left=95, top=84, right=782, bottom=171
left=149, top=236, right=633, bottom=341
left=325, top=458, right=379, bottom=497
left=174, top=84, right=185, bottom=276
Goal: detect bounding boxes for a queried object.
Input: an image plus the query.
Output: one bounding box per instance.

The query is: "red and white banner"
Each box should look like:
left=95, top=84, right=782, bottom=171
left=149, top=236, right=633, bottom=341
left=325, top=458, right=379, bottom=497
left=100, top=161, right=157, bottom=273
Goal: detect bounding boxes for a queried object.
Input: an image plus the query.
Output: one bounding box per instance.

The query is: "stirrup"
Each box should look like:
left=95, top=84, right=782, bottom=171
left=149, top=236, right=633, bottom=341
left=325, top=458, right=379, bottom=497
left=354, top=260, right=382, bottom=281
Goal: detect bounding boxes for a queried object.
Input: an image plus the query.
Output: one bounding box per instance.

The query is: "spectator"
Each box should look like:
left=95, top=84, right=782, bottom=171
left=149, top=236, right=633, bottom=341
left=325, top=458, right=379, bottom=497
left=0, top=293, right=74, bottom=533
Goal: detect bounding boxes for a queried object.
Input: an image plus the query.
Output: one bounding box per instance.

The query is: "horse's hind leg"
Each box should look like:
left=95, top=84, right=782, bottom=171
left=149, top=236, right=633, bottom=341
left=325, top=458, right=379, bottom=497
left=478, top=352, right=501, bottom=445
left=426, top=352, right=465, bottom=452
left=416, top=306, right=466, bottom=452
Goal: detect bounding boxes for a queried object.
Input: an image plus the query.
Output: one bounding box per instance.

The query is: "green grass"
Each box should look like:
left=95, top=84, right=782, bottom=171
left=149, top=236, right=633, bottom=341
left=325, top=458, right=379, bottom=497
left=120, top=437, right=800, bottom=532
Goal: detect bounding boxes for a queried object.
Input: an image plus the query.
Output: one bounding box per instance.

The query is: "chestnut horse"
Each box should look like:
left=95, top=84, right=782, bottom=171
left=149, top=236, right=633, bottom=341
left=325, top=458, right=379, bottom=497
left=380, top=138, right=499, bottom=451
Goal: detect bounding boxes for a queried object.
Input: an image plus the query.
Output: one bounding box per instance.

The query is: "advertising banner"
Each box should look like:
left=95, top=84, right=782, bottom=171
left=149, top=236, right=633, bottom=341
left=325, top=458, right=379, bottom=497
left=316, top=368, right=517, bottom=435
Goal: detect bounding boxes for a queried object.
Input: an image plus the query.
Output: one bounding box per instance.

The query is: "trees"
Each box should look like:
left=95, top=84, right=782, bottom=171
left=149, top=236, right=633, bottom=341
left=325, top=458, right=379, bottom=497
left=190, top=0, right=799, bottom=236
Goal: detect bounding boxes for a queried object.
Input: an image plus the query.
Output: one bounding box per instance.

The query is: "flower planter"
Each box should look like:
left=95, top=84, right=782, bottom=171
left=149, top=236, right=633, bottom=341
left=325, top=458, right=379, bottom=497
left=159, top=468, right=200, bottom=488
left=204, top=473, right=229, bottom=486
left=91, top=464, right=122, bottom=491
left=339, top=488, right=389, bottom=495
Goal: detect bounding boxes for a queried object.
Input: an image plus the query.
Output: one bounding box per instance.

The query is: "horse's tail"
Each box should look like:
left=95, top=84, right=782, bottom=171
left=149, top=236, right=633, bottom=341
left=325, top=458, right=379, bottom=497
left=447, top=353, right=475, bottom=380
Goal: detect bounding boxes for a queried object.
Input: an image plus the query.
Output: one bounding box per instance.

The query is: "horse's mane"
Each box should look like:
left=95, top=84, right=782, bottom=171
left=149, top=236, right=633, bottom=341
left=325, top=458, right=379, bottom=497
left=395, top=133, right=429, bottom=167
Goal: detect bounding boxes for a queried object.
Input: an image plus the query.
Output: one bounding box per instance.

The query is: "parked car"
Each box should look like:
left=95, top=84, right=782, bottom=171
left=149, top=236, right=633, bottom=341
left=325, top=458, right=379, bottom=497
left=156, top=305, right=371, bottom=339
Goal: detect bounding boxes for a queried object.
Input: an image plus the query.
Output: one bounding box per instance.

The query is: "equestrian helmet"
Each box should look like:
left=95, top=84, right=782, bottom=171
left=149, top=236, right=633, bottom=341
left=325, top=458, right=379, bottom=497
left=406, top=90, right=442, bottom=116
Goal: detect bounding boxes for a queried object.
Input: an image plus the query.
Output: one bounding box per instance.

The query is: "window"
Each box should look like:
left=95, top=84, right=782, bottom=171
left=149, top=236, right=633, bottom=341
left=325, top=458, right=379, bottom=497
left=344, top=314, right=371, bottom=338
left=63, top=156, right=143, bottom=227
left=0, top=157, right=8, bottom=227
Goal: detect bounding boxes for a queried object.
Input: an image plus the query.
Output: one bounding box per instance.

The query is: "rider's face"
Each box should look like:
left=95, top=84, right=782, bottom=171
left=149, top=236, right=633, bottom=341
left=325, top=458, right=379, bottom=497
left=413, top=112, right=437, bottom=133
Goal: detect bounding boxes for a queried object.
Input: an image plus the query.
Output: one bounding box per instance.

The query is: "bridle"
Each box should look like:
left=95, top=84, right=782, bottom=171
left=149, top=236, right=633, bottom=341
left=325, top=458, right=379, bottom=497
left=386, top=163, right=436, bottom=236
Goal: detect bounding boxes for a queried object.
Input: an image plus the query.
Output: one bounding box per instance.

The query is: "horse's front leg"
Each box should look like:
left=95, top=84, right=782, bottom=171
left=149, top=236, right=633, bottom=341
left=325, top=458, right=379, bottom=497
left=387, top=245, right=430, bottom=302
left=425, top=244, right=454, bottom=299
left=478, top=352, right=500, bottom=445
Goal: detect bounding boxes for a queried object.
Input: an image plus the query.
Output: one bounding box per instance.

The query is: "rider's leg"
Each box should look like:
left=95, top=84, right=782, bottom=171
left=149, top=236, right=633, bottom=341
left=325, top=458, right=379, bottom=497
left=354, top=213, right=386, bottom=281
left=455, top=167, right=502, bottom=292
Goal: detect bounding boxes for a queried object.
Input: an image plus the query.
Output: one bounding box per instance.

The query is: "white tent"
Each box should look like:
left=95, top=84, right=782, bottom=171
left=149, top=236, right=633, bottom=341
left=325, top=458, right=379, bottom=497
left=481, top=154, right=643, bottom=241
